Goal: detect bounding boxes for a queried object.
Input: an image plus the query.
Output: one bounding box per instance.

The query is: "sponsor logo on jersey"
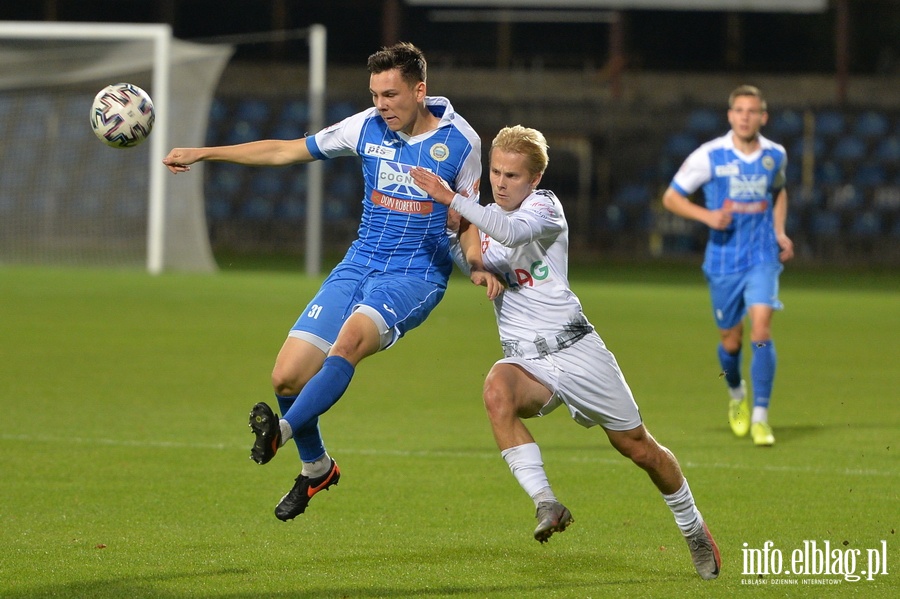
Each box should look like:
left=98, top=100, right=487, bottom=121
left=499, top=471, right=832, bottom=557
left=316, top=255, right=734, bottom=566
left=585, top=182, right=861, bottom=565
left=430, top=142, right=450, bottom=162
left=716, top=164, right=741, bottom=177
left=321, top=122, right=342, bottom=135
left=728, top=174, right=768, bottom=199
left=364, top=142, right=397, bottom=160
left=724, top=198, right=769, bottom=213
left=531, top=190, right=559, bottom=221
left=502, top=260, right=550, bottom=289
left=377, top=161, right=427, bottom=198
left=481, top=235, right=551, bottom=289
left=372, top=190, right=433, bottom=215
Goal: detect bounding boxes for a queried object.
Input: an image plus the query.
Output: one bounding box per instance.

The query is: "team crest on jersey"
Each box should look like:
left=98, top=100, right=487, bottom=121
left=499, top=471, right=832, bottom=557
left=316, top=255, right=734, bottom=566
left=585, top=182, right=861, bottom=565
left=762, top=156, right=775, bottom=170
left=430, top=143, right=450, bottom=162
left=377, top=161, right=427, bottom=198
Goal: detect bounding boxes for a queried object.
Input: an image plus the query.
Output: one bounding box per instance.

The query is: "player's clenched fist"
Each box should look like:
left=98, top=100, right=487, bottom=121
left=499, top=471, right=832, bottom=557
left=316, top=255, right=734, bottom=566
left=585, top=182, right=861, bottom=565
left=162, top=148, right=201, bottom=173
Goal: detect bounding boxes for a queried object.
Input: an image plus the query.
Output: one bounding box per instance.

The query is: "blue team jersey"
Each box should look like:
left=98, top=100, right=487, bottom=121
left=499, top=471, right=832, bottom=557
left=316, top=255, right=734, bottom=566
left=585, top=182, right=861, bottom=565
left=306, top=96, right=481, bottom=285
left=671, top=132, right=787, bottom=275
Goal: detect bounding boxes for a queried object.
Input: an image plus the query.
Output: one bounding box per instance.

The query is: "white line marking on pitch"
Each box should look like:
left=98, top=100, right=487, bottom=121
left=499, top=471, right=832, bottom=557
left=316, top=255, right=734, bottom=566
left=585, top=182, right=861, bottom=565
left=1, top=433, right=895, bottom=478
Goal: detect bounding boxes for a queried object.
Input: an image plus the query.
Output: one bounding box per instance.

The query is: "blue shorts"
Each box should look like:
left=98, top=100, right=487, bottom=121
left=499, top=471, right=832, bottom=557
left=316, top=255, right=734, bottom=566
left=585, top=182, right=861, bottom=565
left=290, top=260, right=446, bottom=351
left=704, top=262, right=784, bottom=330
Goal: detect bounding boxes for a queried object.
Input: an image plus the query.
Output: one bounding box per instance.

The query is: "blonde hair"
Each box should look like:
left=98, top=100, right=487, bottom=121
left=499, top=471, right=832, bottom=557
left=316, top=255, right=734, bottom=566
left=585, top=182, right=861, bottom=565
left=491, top=125, right=549, bottom=176
left=728, top=85, right=767, bottom=112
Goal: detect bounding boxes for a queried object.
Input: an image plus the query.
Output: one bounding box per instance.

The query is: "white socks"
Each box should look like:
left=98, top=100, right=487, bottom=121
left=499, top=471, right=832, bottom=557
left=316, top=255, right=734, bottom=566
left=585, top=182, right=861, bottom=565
left=301, top=452, right=332, bottom=478
left=662, top=479, right=704, bottom=536
left=501, top=443, right=554, bottom=507
left=728, top=380, right=747, bottom=400
left=503, top=444, right=707, bottom=534
left=752, top=406, right=769, bottom=424
left=278, top=419, right=293, bottom=447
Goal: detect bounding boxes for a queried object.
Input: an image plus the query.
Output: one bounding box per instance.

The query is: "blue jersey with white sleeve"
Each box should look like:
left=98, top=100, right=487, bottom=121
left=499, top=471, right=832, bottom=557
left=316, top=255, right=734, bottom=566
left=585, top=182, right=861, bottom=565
left=671, top=132, right=787, bottom=275
left=306, top=96, right=481, bottom=285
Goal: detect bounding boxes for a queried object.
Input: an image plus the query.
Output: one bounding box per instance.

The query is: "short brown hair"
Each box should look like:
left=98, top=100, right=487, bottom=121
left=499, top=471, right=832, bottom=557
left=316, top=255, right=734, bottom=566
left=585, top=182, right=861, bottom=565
left=729, top=85, right=767, bottom=112
left=367, top=42, right=427, bottom=87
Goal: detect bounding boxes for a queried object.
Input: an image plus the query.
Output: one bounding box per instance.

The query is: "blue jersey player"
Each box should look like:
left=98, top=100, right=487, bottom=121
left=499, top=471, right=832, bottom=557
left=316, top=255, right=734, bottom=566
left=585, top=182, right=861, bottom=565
left=164, top=43, right=482, bottom=519
left=662, top=85, right=794, bottom=447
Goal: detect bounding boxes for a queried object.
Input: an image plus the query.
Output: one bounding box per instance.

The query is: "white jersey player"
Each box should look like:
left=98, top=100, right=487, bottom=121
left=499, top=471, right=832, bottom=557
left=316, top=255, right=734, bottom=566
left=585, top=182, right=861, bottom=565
left=411, top=125, right=721, bottom=580
left=474, top=187, right=595, bottom=362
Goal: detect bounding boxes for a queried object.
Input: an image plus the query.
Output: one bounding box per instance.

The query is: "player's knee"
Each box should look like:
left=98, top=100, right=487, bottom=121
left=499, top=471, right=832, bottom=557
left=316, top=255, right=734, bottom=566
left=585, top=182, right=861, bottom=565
left=719, top=326, right=743, bottom=353
left=271, top=366, right=301, bottom=397
left=482, top=380, right=516, bottom=421
left=722, top=340, right=741, bottom=354
left=331, top=319, right=382, bottom=363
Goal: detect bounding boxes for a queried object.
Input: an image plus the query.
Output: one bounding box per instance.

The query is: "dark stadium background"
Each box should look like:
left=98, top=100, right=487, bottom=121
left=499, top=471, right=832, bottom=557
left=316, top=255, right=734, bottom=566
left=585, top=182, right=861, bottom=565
left=3, top=1, right=899, bottom=266
left=4, top=1, right=899, bottom=73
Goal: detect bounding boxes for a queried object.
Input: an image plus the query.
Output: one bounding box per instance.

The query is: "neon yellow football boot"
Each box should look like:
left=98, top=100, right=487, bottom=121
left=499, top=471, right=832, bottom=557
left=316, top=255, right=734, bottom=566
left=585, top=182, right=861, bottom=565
left=751, top=421, right=775, bottom=447
left=727, top=380, right=750, bottom=437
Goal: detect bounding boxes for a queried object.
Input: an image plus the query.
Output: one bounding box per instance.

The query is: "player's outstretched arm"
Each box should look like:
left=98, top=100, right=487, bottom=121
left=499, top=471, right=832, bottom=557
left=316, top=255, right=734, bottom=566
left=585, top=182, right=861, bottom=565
left=163, top=138, right=315, bottom=173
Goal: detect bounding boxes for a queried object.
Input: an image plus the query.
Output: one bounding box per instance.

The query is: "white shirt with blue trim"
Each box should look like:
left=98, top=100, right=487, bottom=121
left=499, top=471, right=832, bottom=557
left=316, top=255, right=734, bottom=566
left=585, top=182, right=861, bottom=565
left=671, top=131, right=787, bottom=275
left=306, top=96, right=481, bottom=284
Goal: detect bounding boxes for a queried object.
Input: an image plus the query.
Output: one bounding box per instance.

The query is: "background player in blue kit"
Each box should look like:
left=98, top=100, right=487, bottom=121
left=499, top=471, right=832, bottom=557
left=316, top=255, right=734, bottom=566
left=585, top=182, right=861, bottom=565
left=662, top=85, right=794, bottom=447
left=163, top=42, right=482, bottom=519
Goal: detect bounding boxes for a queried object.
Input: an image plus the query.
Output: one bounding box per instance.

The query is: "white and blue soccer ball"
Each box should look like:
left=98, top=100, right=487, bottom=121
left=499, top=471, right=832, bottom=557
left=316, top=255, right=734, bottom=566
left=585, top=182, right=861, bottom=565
left=90, top=83, right=155, bottom=148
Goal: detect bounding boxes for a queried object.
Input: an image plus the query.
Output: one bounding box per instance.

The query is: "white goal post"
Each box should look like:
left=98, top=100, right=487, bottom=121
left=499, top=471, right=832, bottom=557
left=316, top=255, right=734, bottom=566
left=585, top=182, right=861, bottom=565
left=0, top=21, right=232, bottom=273
left=306, top=24, right=326, bottom=277
left=196, top=24, right=327, bottom=276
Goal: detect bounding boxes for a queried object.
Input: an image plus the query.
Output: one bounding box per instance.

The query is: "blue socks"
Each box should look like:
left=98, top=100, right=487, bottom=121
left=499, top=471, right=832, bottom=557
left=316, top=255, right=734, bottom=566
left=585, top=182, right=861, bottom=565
left=717, top=343, right=742, bottom=389
left=282, top=356, right=355, bottom=460
left=718, top=340, right=776, bottom=407
left=750, top=340, right=776, bottom=408
left=276, top=395, right=326, bottom=461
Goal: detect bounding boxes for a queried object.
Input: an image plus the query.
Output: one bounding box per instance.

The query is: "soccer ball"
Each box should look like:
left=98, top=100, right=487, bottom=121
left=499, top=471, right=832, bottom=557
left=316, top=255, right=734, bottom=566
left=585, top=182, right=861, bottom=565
left=90, top=83, right=155, bottom=148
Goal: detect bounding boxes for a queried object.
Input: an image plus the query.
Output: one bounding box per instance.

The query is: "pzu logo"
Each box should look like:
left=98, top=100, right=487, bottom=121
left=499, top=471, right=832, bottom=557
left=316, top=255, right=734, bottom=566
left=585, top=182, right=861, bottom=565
left=504, top=260, right=549, bottom=288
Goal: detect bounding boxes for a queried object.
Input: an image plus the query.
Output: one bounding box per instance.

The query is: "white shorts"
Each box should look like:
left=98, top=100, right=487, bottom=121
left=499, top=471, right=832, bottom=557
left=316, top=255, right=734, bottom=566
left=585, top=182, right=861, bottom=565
left=497, top=332, right=642, bottom=431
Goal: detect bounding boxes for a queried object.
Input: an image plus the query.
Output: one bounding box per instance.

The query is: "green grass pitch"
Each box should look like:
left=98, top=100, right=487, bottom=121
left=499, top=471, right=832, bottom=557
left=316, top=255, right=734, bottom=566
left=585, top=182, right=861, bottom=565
left=1, top=263, right=897, bottom=598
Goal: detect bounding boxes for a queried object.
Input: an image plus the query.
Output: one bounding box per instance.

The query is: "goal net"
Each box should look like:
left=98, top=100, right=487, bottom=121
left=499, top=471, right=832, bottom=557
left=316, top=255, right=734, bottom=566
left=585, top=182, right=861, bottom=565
left=0, top=22, right=233, bottom=272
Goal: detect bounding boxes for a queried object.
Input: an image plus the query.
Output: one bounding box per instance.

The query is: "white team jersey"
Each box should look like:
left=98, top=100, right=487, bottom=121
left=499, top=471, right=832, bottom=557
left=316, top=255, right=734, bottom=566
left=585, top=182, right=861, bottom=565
left=451, top=189, right=593, bottom=359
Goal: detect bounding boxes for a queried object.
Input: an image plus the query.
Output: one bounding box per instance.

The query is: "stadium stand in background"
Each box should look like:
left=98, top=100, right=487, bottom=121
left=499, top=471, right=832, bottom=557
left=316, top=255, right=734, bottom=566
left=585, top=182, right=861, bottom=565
left=202, top=94, right=900, bottom=265
left=203, top=97, right=360, bottom=255
left=651, top=105, right=900, bottom=263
